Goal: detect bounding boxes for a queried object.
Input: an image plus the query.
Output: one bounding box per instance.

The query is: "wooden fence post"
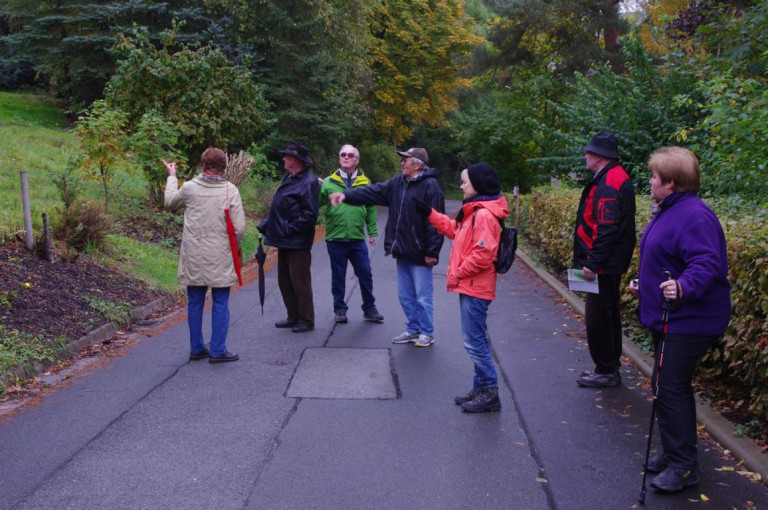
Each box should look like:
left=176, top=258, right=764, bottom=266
left=20, top=172, right=34, bottom=250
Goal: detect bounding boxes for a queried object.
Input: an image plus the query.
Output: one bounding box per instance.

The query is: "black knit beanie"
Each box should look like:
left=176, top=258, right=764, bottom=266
left=467, top=162, right=501, bottom=196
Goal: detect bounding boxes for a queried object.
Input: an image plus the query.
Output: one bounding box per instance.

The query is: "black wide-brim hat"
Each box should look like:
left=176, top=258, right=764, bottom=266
left=583, top=131, right=619, bottom=160
left=278, top=141, right=313, bottom=165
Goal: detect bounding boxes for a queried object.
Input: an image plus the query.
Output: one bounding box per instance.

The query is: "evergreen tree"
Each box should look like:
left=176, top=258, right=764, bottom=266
left=484, top=0, right=627, bottom=81
left=206, top=0, right=374, bottom=171
left=1, top=0, right=214, bottom=109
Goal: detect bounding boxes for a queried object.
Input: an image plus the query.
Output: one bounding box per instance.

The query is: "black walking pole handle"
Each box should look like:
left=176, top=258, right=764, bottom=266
left=661, top=269, right=672, bottom=321
left=661, top=267, right=682, bottom=314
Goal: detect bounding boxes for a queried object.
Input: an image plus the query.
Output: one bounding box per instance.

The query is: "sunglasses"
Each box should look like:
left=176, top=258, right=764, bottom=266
left=339, top=152, right=357, bottom=158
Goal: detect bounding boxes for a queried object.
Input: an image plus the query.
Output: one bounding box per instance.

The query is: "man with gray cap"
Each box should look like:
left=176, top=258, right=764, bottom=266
left=330, top=147, right=445, bottom=347
left=573, top=131, right=636, bottom=387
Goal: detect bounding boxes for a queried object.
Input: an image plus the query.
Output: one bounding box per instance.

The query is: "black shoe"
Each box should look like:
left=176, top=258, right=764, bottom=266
left=577, top=371, right=621, bottom=387
left=363, top=307, right=384, bottom=323
left=650, top=465, right=700, bottom=492
left=454, top=388, right=479, bottom=406
left=189, top=347, right=210, bottom=361
left=645, top=453, right=671, bottom=473
left=292, top=322, right=314, bottom=333
left=461, top=387, right=501, bottom=413
left=334, top=310, right=348, bottom=324
left=275, top=319, right=298, bottom=328
left=208, top=352, right=239, bottom=363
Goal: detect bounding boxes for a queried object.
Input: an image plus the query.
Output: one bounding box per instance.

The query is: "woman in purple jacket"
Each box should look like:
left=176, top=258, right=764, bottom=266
left=628, top=147, right=730, bottom=493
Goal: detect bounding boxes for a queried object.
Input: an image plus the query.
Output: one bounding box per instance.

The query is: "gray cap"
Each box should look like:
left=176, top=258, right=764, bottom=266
left=397, top=147, right=429, bottom=164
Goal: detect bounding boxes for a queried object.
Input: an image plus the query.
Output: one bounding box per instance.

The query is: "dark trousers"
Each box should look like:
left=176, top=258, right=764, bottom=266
left=326, top=240, right=376, bottom=313
left=277, top=249, right=314, bottom=325
left=652, top=331, right=716, bottom=469
left=584, top=273, right=623, bottom=374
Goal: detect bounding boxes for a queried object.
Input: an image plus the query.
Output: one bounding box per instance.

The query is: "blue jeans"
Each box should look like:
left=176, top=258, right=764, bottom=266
left=187, top=286, right=231, bottom=357
left=396, top=259, right=434, bottom=336
left=460, top=293, right=497, bottom=389
left=326, top=240, right=376, bottom=313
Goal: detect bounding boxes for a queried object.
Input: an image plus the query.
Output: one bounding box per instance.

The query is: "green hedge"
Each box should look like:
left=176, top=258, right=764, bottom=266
left=519, top=186, right=768, bottom=419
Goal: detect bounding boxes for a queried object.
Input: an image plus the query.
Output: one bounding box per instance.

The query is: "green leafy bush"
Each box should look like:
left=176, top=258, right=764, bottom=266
left=705, top=212, right=768, bottom=417
left=106, top=26, right=273, bottom=178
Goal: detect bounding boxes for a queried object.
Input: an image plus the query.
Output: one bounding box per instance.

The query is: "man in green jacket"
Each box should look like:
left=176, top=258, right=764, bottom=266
left=319, top=144, right=384, bottom=324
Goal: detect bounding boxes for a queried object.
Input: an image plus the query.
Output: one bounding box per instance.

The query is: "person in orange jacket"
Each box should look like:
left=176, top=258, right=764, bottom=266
left=413, top=162, right=509, bottom=412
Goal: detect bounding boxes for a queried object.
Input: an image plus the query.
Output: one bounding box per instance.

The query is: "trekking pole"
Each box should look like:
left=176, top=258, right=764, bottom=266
left=639, top=269, right=674, bottom=505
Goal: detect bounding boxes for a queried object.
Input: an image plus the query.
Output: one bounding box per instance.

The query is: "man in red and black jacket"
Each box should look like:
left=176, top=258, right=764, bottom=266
left=573, top=131, right=636, bottom=388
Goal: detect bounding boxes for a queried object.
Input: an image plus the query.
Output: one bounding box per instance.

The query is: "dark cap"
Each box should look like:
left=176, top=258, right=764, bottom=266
left=278, top=141, right=313, bottom=165
left=467, top=162, right=501, bottom=196
left=397, top=147, right=429, bottom=164
left=583, top=131, right=619, bottom=160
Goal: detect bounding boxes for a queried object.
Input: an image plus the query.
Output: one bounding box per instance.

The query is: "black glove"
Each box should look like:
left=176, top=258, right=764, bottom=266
left=412, top=197, right=431, bottom=216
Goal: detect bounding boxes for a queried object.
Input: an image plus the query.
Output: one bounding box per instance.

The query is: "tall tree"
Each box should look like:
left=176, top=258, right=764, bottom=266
left=205, top=0, right=374, bottom=170
left=1, top=0, right=214, bottom=109
left=484, top=0, right=628, bottom=81
left=369, top=0, right=480, bottom=144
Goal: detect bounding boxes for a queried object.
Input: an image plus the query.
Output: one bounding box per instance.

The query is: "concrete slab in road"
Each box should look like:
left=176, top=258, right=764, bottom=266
left=287, top=347, right=397, bottom=399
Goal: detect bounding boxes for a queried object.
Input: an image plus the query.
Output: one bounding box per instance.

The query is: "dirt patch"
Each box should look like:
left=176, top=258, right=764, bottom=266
left=0, top=239, right=167, bottom=341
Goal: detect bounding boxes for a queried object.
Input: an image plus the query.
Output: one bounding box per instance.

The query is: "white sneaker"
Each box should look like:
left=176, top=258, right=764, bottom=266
left=392, top=331, right=419, bottom=344
left=414, top=334, right=434, bottom=347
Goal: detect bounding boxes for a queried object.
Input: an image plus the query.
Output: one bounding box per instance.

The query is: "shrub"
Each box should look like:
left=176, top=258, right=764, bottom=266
left=57, top=201, right=112, bottom=253
left=106, top=26, right=273, bottom=178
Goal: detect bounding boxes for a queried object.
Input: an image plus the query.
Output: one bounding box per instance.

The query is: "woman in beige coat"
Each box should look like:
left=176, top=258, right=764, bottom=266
left=163, top=147, right=245, bottom=363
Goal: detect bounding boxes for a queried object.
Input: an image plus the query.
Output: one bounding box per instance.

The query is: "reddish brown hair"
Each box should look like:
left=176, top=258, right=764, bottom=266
left=200, top=147, right=227, bottom=173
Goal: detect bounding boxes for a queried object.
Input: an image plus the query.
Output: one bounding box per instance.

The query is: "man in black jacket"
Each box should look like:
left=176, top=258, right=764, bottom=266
left=330, top=147, right=445, bottom=347
left=573, top=132, right=636, bottom=387
left=258, top=141, right=320, bottom=333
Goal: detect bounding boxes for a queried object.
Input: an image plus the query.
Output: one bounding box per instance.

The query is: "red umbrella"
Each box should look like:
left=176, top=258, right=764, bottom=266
left=224, top=208, right=243, bottom=286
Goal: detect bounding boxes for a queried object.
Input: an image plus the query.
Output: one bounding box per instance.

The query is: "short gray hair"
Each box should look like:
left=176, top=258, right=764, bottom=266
left=410, top=157, right=425, bottom=169
left=339, top=144, right=359, bottom=159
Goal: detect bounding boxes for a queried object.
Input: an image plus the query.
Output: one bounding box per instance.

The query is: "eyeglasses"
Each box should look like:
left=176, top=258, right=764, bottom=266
left=339, top=152, right=357, bottom=159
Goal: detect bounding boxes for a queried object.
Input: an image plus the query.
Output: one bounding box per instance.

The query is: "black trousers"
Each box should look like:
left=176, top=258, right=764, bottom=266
left=652, top=331, right=716, bottom=469
left=277, top=249, right=314, bottom=325
left=584, top=273, right=623, bottom=374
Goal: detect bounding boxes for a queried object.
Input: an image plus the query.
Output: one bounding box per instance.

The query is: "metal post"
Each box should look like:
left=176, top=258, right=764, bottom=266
left=20, top=172, right=34, bottom=250
left=513, top=185, right=520, bottom=231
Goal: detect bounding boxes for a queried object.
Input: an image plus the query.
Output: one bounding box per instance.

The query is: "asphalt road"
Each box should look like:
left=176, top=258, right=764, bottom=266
left=1, top=202, right=766, bottom=510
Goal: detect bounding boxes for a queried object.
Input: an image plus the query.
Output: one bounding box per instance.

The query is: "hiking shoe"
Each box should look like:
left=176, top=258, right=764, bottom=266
left=392, top=331, right=419, bottom=344
left=461, top=387, right=501, bottom=413
left=334, top=310, right=348, bottom=324
left=651, top=466, right=700, bottom=492
left=454, top=388, right=479, bottom=406
left=189, top=347, right=210, bottom=361
left=414, top=334, right=435, bottom=347
left=645, top=453, right=671, bottom=473
left=363, top=307, right=384, bottom=323
left=577, top=371, right=621, bottom=387
left=292, top=322, right=314, bottom=333
left=209, top=352, right=239, bottom=364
